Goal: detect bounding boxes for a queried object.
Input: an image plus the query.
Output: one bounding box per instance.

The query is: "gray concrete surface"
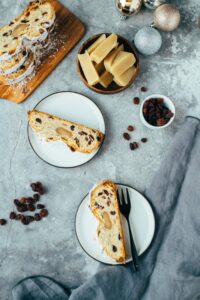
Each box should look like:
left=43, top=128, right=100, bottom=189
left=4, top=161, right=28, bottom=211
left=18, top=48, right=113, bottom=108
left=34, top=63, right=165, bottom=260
left=0, top=0, right=200, bottom=299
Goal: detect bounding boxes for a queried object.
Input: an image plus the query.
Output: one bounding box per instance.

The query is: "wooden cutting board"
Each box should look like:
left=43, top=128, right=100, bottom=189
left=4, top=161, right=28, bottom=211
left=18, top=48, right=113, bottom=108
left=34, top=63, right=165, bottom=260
left=0, top=0, right=85, bottom=103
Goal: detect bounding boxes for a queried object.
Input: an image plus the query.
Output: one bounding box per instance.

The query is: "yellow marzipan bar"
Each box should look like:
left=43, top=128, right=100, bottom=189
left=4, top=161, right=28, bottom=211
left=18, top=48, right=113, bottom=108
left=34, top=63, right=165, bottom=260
left=90, top=33, right=118, bottom=64
left=87, top=34, right=106, bottom=55
left=94, top=60, right=105, bottom=75
left=111, top=51, right=136, bottom=77
left=104, top=44, right=124, bottom=72
left=78, top=51, right=99, bottom=86
left=114, top=66, right=136, bottom=87
left=99, top=70, right=113, bottom=88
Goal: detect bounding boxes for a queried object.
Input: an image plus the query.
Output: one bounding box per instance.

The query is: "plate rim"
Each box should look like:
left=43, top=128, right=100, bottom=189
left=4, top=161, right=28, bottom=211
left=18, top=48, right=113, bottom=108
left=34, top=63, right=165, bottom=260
left=75, top=182, right=156, bottom=266
left=27, top=90, right=106, bottom=169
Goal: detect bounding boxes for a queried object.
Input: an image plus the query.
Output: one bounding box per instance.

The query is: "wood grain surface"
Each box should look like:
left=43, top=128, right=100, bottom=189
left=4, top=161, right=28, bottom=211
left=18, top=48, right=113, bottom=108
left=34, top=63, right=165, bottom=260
left=0, top=0, right=85, bottom=103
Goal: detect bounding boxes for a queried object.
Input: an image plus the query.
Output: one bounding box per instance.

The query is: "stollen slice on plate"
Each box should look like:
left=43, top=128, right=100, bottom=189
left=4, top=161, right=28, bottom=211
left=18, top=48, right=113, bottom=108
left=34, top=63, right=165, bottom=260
left=90, top=180, right=126, bottom=263
left=28, top=109, right=104, bottom=154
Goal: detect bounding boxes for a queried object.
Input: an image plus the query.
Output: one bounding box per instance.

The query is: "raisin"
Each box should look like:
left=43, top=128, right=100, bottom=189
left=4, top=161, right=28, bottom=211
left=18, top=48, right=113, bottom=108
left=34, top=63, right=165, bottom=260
left=130, top=142, right=139, bottom=150
left=9, top=21, right=14, bottom=26
left=97, top=136, right=102, bottom=142
left=34, top=213, right=41, bottom=221
left=141, top=86, right=147, bottom=92
left=21, top=19, right=29, bottom=23
left=37, top=204, right=45, bottom=209
left=112, top=245, right=117, bottom=252
left=118, top=234, right=121, bottom=240
left=70, top=125, right=75, bottom=131
left=157, top=118, right=166, bottom=126
left=35, top=18, right=39, bottom=22
left=39, top=209, right=48, bottom=218
left=127, top=125, right=134, bottom=132
left=27, top=197, right=34, bottom=204
left=42, top=12, right=48, bottom=16
left=31, top=183, right=37, bottom=192
left=13, top=37, right=18, bottom=40
left=27, top=204, right=35, bottom=212
left=107, top=200, right=111, bottom=206
left=141, top=138, right=148, bottom=143
left=33, top=193, right=40, bottom=201
left=21, top=217, right=30, bottom=225
left=98, top=192, right=103, bottom=196
left=10, top=212, right=16, bottom=220
left=20, top=197, right=27, bottom=204
left=123, top=133, right=130, bottom=141
left=110, top=211, right=116, bottom=215
left=0, top=219, right=7, bottom=225
left=14, top=199, right=20, bottom=206
left=3, top=32, right=8, bottom=36
left=133, top=97, right=140, bottom=105
left=22, top=51, right=26, bottom=56
left=3, top=44, right=8, bottom=48
left=16, top=214, right=23, bottom=221
left=27, top=216, right=34, bottom=222
left=104, top=190, right=109, bottom=195
left=39, top=28, right=45, bottom=34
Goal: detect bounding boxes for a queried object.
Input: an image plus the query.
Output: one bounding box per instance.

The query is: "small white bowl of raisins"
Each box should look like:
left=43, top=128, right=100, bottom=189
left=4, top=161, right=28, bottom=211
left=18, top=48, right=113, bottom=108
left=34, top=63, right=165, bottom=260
left=140, top=94, right=175, bottom=129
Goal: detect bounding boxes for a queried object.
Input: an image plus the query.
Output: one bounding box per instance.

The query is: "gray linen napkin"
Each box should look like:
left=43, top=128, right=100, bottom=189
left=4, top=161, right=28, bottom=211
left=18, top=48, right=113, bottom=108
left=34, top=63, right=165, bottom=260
left=12, top=116, right=200, bottom=300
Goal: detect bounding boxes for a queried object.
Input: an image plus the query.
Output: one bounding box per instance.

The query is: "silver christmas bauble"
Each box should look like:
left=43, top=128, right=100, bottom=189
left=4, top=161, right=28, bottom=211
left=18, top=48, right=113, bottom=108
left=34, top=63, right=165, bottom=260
left=143, top=0, right=166, bottom=10
left=134, top=26, right=162, bottom=55
left=116, top=0, right=142, bottom=17
left=154, top=4, right=181, bottom=32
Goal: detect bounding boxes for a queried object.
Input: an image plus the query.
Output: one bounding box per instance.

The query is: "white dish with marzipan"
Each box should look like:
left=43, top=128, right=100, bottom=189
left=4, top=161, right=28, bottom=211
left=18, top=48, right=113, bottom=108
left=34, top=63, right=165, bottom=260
left=75, top=181, right=155, bottom=265
left=27, top=91, right=105, bottom=168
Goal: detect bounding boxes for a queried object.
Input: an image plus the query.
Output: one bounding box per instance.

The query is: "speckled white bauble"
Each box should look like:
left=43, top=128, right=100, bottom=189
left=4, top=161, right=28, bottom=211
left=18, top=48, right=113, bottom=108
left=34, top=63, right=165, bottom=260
left=134, top=26, right=162, bottom=55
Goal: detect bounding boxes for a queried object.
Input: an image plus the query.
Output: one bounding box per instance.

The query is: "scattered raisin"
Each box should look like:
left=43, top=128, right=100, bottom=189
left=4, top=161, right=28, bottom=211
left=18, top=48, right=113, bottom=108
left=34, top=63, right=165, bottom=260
left=70, top=125, right=75, bottom=131
left=133, top=97, right=140, bottom=105
left=10, top=212, right=16, bottom=220
left=27, top=204, right=35, bottom=212
left=0, top=219, right=7, bottom=226
left=40, top=209, right=48, bottom=218
left=118, top=234, right=121, bottom=240
left=141, top=86, right=147, bottom=92
left=130, top=142, right=139, bottom=150
left=104, top=190, right=109, bottom=195
left=34, top=213, right=41, bottom=221
left=123, top=133, right=130, bottom=141
left=33, top=193, right=40, bottom=202
left=127, top=125, right=134, bottom=132
left=20, top=197, right=27, bottom=204
left=37, top=204, right=45, bottom=209
left=21, top=217, right=29, bottom=225
left=141, top=138, right=148, bottom=143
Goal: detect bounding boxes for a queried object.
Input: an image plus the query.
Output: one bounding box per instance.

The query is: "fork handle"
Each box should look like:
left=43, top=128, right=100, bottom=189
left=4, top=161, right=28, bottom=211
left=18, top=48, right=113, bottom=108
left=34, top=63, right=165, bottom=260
left=127, top=218, right=139, bottom=271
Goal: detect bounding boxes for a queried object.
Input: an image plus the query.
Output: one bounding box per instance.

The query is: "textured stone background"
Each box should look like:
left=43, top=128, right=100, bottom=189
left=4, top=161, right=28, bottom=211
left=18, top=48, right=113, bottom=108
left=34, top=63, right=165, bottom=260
left=0, top=0, right=200, bottom=299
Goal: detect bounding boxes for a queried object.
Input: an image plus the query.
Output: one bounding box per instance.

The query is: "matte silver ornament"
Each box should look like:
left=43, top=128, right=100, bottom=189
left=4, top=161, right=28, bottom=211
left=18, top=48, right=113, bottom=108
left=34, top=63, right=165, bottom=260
left=116, top=0, right=142, bottom=17
left=153, top=4, right=181, bottom=32
left=143, top=0, right=166, bottom=10
left=134, top=26, right=162, bottom=55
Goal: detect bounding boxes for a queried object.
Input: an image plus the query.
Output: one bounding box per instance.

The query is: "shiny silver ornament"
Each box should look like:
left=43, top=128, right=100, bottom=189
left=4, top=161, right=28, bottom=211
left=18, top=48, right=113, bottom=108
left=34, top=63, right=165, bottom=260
left=153, top=4, right=181, bottom=32
left=134, top=26, right=162, bottom=55
left=116, top=0, right=142, bottom=17
left=143, top=0, right=166, bottom=10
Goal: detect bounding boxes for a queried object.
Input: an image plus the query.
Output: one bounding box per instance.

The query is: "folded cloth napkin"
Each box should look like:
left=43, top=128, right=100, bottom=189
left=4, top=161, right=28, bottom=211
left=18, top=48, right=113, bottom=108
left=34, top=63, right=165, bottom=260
left=12, top=116, right=200, bottom=300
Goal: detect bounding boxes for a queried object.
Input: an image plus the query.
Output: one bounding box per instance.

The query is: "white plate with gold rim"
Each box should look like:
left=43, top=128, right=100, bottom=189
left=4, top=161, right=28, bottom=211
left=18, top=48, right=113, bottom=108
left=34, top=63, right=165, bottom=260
left=28, top=91, right=105, bottom=168
left=75, top=183, right=155, bottom=265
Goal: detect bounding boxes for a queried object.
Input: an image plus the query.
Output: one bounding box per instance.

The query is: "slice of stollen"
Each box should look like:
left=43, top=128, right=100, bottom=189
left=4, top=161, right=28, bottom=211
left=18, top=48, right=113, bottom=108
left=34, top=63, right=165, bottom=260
left=0, top=49, right=28, bottom=75
left=0, top=51, right=35, bottom=84
left=90, top=180, right=126, bottom=263
left=0, top=0, right=55, bottom=61
left=28, top=110, right=104, bottom=154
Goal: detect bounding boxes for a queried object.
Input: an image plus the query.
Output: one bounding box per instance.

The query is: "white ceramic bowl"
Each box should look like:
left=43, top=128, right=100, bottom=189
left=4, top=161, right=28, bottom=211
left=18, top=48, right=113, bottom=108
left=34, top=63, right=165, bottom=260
left=140, top=94, right=175, bottom=129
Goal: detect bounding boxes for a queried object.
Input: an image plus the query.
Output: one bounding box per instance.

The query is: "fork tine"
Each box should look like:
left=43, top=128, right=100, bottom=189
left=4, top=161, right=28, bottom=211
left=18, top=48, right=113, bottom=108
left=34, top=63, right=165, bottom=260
left=121, top=188, right=126, bottom=205
left=116, top=189, right=121, bottom=206
left=126, top=188, right=131, bottom=208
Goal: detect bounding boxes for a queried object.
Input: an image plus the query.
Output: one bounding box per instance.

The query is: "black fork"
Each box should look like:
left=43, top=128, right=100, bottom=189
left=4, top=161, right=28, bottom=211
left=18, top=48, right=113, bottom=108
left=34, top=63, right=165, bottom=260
left=117, top=188, right=139, bottom=271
